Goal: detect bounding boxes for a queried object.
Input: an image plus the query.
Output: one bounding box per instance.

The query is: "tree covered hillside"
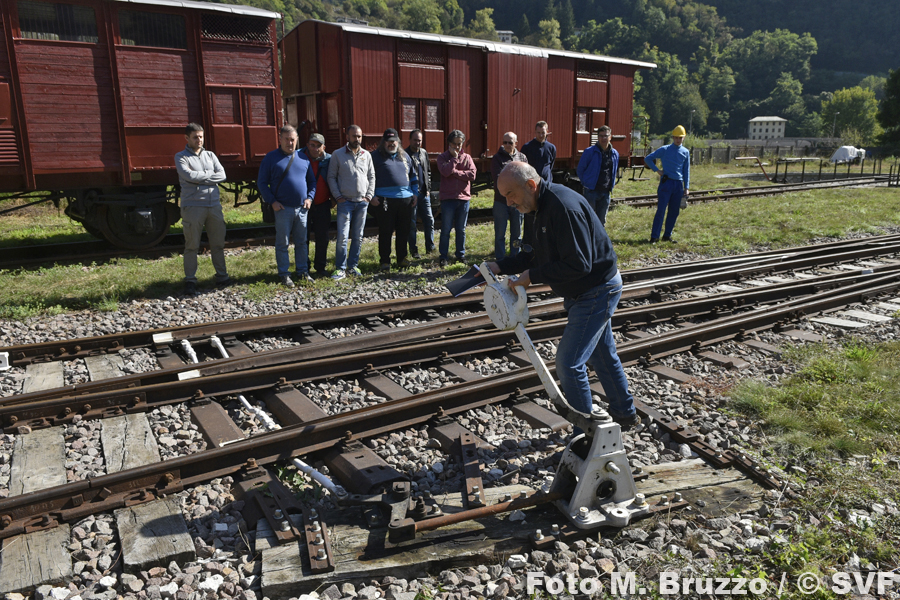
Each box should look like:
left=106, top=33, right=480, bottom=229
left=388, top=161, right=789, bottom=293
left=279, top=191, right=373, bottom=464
left=227, top=0, right=896, bottom=145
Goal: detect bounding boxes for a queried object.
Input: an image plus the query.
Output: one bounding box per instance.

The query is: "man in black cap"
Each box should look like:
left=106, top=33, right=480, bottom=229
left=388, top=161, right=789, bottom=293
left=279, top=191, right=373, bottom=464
left=371, top=128, right=418, bottom=271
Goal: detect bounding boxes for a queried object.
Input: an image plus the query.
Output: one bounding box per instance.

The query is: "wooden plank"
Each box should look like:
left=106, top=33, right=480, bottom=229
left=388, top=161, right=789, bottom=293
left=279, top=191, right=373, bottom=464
left=0, top=526, right=73, bottom=594
left=84, top=354, right=125, bottom=381
left=22, top=361, right=63, bottom=393
left=840, top=309, right=892, bottom=323
left=810, top=316, right=869, bottom=329
left=115, top=498, right=195, bottom=573
left=258, top=462, right=762, bottom=596
left=9, top=427, right=66, bottom=496
left=101, top=413, right=160, bottom=473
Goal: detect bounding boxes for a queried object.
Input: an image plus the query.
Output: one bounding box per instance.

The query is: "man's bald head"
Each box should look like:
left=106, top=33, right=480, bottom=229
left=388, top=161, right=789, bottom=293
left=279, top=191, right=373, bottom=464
left=498, top=161, right=541, bottom=214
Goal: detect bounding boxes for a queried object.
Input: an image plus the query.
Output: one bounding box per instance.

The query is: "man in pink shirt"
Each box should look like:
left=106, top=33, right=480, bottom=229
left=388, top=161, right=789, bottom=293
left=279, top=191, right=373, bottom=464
left=436, top=129, right=477, bottom=266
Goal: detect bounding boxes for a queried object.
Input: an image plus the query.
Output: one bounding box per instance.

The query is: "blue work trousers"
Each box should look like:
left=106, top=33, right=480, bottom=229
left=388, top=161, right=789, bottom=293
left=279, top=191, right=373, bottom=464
left=651, top=178, right=683, bottom=240
left=555, top=272, right=636, bottom=420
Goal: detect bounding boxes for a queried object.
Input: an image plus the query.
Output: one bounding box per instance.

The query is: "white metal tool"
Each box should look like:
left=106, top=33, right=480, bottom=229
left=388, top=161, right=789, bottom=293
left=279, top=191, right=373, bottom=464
left=479, top=263, right=648, bottom=529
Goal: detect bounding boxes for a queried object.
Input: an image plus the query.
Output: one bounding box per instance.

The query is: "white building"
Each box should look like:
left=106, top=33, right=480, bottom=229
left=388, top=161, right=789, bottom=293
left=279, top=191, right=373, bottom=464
left=748, top=116, right=787, bottom=140
left=496, top=30, right=514, bottom=43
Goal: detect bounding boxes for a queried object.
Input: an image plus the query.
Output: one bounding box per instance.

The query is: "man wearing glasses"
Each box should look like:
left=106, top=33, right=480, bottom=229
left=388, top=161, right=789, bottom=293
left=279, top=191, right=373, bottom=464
left=576, top=125, right=618, bottom=227
left=490, top=132, right=528, bottom=259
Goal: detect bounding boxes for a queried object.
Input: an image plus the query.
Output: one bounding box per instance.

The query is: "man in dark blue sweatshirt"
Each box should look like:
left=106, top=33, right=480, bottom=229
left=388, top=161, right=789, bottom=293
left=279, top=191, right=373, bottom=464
left=258, top=125, right=316, bottom=287
left=372, top=128, right=419, bottom=271
left=486, top=161, right=638, bottom=428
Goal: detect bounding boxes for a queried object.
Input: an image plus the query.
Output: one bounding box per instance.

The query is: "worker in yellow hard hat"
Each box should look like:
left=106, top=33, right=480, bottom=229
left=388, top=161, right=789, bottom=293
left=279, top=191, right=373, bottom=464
left=643, top=125, right=690, bottom=243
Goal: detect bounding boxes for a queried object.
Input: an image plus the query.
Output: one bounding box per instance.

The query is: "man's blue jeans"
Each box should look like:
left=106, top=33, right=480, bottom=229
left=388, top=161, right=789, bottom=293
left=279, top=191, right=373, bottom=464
left=409, top=193, right=435, bottom=253
left=555, top=271, right=636, bottom=419
left=274, top=205, right=309, bottom=277
left=439, top=199, right=469, bottom=261
left=651, top=178, right=683, bottom=239
left=584, top=189, right=612, bottom=227
left=492, top=201, right=523, bottom=259
left=335, top=200, right=368, bottom=271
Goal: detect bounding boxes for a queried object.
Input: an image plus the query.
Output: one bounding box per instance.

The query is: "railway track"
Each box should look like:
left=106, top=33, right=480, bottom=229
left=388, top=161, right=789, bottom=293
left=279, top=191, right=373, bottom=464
left=0, top=175, right=889, bottom=270
left=1, top=237, right=900, bottom=594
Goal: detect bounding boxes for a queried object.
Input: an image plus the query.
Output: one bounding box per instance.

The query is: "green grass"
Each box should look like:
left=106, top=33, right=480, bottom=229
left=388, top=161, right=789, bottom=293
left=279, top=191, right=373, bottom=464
left=728, top=340, right=900, bottom=457
left=0, top=164, right=899, bottom=316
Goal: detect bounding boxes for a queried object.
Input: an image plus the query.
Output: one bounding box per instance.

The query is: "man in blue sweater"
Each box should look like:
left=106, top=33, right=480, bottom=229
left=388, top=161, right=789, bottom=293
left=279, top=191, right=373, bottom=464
left=521, top=121, right=557, bottom=249
left=258, top=125, right=316, bottom=287
left=644, top=125, right=690, bottom=243
left=576, top=125, right=619, bottom=226
left=486, top=161, right=638, bottom=428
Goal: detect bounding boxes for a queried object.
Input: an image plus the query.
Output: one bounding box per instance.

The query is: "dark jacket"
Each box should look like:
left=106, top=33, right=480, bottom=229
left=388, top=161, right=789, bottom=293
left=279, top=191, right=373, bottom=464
left=521, top=139, right=557, bottom=183
left=372, top=149, right=419, bottom=199
left=300, top=147, right=333, bottom=206
left=497, top=182, right=617, bottom=300
left=577, top=144, right=619, bottom=192
left=490, top=148, right=527, bottom=204
left=405, top=145, right=431, bottom=199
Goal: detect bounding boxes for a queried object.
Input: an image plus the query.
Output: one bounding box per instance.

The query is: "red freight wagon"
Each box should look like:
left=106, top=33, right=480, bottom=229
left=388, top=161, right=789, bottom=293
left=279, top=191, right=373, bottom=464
left=0, top=0, right=280, bottom=248
left=281, top=20, right=654, bottom=177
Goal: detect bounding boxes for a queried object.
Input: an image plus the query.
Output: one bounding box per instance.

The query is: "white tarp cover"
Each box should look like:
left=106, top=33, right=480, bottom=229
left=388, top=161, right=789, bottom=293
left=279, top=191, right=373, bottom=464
left=829, top=146, right=860, bottom=163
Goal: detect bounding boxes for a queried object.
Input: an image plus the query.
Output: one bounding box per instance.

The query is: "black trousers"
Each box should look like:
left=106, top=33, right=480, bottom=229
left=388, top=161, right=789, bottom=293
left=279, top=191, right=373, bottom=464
left=377, top=196, right=413, bottom=265
left=306, top=201, right=332, bottom=272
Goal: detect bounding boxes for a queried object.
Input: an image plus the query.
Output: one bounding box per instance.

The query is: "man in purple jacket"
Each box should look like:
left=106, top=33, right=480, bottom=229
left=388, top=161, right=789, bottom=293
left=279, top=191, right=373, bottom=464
left=436, top=129, right=477, bottom=266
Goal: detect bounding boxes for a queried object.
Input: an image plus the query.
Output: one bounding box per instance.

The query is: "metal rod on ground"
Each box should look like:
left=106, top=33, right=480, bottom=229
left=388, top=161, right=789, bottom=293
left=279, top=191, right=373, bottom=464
left=413, top=491, right=565, bottom=534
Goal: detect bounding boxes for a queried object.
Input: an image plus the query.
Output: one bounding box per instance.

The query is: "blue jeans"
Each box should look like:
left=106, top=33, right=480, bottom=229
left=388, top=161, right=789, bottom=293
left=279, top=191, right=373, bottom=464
left=274, top=205, right=309, bottom=277
left=409, top=194, right=435, bottom=253
left=555, top=272, right=635, bottom=419
left=584, top=189, right=612, bottom=227
left=439, top=199, right=469, bottom=261
left=651, top=178, right=683, bottom=239
left=492, top=201, right=523, bottom=259
left=335, top=200, right=368, bottom=271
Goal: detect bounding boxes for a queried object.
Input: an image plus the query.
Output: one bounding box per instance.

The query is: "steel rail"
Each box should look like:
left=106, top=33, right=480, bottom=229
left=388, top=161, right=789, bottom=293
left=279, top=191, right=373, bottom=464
left=4, top=264, right=898, bottom=430
left=2, top=269, right=899, bottom=539
left=5, top=231, right=899, bottom=368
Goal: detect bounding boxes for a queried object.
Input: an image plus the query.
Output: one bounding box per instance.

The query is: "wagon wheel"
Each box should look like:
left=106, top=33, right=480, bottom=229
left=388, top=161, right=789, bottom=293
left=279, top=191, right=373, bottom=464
left=81, top=222, right=107, bottom=240
left=97, top=203, right=172, bottom=250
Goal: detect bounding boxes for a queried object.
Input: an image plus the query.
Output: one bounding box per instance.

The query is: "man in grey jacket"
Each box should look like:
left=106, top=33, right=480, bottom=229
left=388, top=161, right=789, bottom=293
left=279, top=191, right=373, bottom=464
left=327, top=125, right=376, bottom=279
left=174, top=123, right=230, bottom=295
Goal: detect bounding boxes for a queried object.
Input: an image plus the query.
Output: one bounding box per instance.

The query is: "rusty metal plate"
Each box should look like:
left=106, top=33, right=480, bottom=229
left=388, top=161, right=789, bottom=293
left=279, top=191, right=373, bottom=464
left=302, top=507, right=335, bottom=573
left=323, top=441, right=405, bottom=495
left=459, top=431, right=485, bottom=509
left=259, top=383, right=327, bottom=426
left=191, top=402, right=246, bottom=448
left=510, top=401, right=570, bottom=433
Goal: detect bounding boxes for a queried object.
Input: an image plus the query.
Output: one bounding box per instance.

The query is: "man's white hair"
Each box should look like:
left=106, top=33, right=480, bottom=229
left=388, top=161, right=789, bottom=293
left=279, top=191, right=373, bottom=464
left=500, top=161, right=540, bottom=188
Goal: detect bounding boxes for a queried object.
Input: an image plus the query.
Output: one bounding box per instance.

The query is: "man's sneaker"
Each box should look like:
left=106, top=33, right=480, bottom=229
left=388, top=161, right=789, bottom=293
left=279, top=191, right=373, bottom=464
left=662, top=236, right=677, bottom=243
left=280, top=275, right=295, bottom=288
left=183, top=281, right=197, bottom=295
left=398, top=258, right=410, bottom=269
left=649, top=237, right=659, bottom=244
left=349, top=267, right=363, bottom=276
left=438, top=258, right=449, bottom=267
left=379, top=263, right=391, bottom=272
left=331, top=269, right=346, bottom=281
left=411, top=251, right=421, bottom=259
left=612, top=413, right=642, bottom=430
left=297, top=272, right=314, bottom=284
left=215, top=277, right=233, bottom=288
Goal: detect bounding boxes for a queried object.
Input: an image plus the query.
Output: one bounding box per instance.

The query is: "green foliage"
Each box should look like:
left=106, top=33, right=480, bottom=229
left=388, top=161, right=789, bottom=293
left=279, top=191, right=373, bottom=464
left=400, top=0, right=443, bottom=33
left=878, top=68, right=900, bottom=151
left=525, top=19, right=562, bottom=49
left=821, top=86, right=883, bottom=144
left=465, top=8, right=499, bottom=40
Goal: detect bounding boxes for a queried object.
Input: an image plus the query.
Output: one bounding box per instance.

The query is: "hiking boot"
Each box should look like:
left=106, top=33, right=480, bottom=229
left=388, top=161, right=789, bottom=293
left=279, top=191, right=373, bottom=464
left=215, top=277, right=233, bottom=288
left=297, top=272, right=314, bottom=284
left=280, top=275, right=295, bottom=288
left=183, top=281, right=197, bottom=295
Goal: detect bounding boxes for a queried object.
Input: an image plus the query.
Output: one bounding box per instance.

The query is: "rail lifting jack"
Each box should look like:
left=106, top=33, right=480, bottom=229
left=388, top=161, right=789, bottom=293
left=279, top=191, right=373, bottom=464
left=478, top=263, right=651, bottom=530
